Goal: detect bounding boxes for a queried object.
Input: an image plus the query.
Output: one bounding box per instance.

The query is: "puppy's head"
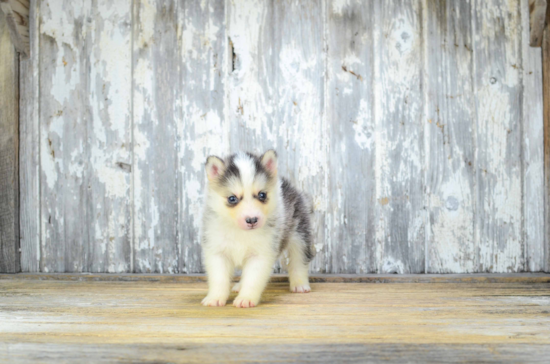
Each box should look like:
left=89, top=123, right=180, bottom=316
left=205, top=150, right=278, bottom=230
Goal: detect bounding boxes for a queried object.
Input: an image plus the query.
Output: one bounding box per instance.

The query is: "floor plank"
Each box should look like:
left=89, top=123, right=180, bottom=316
left=2, top=273, right=550, bottom=283
left=0, top=278, right=549, bottom=363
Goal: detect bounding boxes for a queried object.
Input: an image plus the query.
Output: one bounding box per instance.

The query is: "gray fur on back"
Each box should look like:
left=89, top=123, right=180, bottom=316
left=279, top=178, right=315, bottom=261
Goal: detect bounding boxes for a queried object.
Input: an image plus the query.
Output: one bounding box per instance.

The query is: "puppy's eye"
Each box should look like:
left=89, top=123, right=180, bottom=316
left=258, top=192, right=267, bottom=202
left=227, top=196, right=239, bottom=205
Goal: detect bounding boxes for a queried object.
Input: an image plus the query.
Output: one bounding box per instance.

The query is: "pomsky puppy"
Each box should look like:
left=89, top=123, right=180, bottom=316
left=201, top=150, right=314, bottom=308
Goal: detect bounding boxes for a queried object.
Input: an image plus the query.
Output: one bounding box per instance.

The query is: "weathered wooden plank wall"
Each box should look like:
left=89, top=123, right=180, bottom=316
left=37, top=0, right=132, bottom=273
left=0, top=0, right=30, bottom=58
left=424, top=0, right=476, bottom=273
left=133, top=0, right=179, bottom=273
left=327, top=0, right=375, bottom=273
left=177, top=0, right=227, bottom=274
left=0, top=9, right=20, bottom=273
left=543, top=4, right=550, bottom=273
left=522, top=0, right=546, bottom=272
left=475, top=0, right=524, bottom=272
left=18, top=0, right=39, bottom=273
left=377, top=0, right=426, bottom=273
left=19, top=0, right=547, bottom=273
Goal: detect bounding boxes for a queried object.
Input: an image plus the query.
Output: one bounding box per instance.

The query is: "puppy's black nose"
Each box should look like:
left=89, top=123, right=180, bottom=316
left=246, top=217, right=258, bottom=225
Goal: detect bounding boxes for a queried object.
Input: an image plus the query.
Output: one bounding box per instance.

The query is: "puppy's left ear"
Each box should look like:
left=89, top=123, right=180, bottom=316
left=261, top=149, right=277, bottom=176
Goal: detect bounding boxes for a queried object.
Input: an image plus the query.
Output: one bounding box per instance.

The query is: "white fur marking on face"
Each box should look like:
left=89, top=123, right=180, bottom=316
left=234, top=153, right=256, bottom=189
left=232, top=153, right=266, bottom=230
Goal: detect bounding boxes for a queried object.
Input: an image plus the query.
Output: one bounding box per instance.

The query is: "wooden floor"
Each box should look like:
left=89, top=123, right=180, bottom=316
left=1, top=275, right=550, bottom=363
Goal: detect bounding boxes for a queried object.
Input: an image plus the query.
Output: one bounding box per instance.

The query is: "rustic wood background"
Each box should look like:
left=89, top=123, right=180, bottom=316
left=19, top=0, right=548, bottom=274
left=0, top=9, right=20, bottom=273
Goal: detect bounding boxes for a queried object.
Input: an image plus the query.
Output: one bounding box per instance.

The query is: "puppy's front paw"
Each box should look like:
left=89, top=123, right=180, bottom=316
left=233, top=295, right=259, bottom=308
left=290, top=284, right=311, bottom=293
left=201, top=295, right=228, bottom=307
left=231, top=283, right=241, bottom=293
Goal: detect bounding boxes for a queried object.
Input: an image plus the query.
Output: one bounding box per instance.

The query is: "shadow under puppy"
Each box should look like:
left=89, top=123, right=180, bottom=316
left=201, top=150, right=314, bottom=308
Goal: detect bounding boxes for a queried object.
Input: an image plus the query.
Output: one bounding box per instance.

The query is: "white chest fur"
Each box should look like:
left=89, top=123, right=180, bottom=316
left=202, top=220, right=278, bottom=268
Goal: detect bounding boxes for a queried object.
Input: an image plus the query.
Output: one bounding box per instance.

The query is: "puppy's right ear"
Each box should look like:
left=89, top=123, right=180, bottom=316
left=205, top=156, right=226, bottom=182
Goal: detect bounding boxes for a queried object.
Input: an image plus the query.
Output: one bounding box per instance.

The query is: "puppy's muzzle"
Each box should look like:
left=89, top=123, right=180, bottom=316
left=245, top=217, right=259, bottom=228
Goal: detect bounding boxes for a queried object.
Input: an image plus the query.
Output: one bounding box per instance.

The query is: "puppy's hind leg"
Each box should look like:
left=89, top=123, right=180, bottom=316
left=287, top=233, right=313, bottom=293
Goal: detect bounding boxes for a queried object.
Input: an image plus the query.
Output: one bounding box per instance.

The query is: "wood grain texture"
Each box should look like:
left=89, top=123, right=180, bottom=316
left=326, top=0, right=376, bottom=273
left=424, top=0, right=476, bottom=273
left=543, top=11, right=550, bottom=273
left=38, top=0, right=132, bottom=272
left=2, top=272, right=550, bottom=284
left=176, top=0, right=228, bottom=273
left=20, top=0, right=547, bottom=274
left=39, top=0, right=93, bottom=272
left=18, top=0, right=39, bottom=272
left=3, top=343, right=550, bottom=364
left=0, top=0, right=30, bottom=57
left=473, top=0, right=524, bottom=272
left=1, top=279, right=550, bottom=363
left=522, top=0, right=545, bottom=272
left=226, top=0, right=274, bottom=154
left=374, top=0, right=425, bottom=273
left=86, top=1, right=132, bottom=273
left=133, top=0, right=179, bottom=273
left=529, top=0, right=547, bottom=47
left=0, top=11, right=20, bottom=273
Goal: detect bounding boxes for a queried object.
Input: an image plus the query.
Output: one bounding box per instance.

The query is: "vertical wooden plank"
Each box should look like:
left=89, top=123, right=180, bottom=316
left=0, top=0, right=30, bottom=57
left=19, top=0, right=39, bottom=272
left=39, top=0, right=132, bottom=272
left=543, top=8, right=550, bottom=273
left=39, top=0, right=90, bottom=272
left=528, top=0, right=547, bottom=47
left=176, top=0, right=228, bottom=273
left=326, top=0, right=375, bottom=273
left=521, top=0, right=545, bottom=272
left=424, top=1, right=476, bottom=273
left=87, top=1, right=133, bottom=272
left=374, top=0, right=425, bottom=273
left=133, top=0, right=179, bottom=273
left=473, top=0, right=524, bottom=272
left=226, top=0, right=275, bottom=153
left=271, top=1, right=326, bottom=273
left=0, top=10, right=20, bottom=273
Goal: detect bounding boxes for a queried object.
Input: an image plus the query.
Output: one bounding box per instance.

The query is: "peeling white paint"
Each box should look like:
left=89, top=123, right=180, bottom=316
left=40, top=134, right=60, bottom=190
left=137, top=0, right=155, bottom=47
left=26, top=0, right=545, bottom=274
left=227, top=1, right=274, bottom=139
left=331, top=0, right=353, bottom=15
left=353, top=99, right=373, bottom=150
